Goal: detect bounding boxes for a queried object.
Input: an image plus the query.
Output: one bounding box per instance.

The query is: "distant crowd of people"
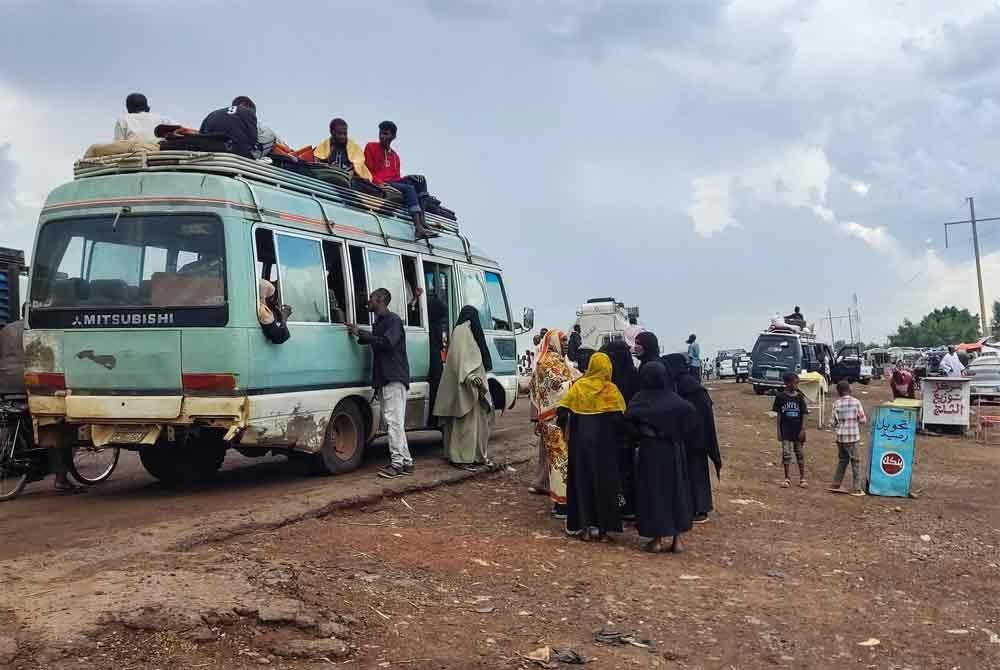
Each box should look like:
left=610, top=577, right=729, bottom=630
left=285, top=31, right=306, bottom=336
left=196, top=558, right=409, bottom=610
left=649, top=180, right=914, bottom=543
left=96, top=93, right=440, bottom=239
left=527, top=329, right=721, bottom=554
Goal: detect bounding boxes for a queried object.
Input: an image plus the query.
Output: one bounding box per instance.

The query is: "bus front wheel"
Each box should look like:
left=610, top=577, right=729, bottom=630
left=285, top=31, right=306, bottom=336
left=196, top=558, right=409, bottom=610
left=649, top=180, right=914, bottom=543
left=317, top=401, right=366, bottom=475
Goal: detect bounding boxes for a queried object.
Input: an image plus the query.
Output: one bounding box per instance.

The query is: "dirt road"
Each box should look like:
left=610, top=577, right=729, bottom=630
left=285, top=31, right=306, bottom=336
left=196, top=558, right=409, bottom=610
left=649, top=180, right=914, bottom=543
left=0, top=415, right=533, bottom=563
left=2, top=382, right=999, bottom=669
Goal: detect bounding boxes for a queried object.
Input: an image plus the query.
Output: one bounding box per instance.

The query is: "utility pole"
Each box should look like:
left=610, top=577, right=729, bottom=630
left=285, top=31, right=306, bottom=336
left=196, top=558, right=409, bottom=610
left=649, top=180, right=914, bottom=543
left=853, top=294, right=861, bottom=345
left=822, top=309, right=854, bottom=347
left=847, top=309, right=855, bottom=344
left=943, top=196, right=999, bottom=336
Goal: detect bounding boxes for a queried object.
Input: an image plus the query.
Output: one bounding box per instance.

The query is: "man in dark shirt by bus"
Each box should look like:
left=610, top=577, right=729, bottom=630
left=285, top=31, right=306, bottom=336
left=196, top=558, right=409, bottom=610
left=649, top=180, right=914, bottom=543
left=347, top=288, right=413, bottom=478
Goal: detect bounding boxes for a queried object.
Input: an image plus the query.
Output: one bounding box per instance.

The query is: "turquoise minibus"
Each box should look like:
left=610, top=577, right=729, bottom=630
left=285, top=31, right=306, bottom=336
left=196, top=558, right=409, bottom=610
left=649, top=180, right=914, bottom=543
left=24, top=151, right=531, bottom=484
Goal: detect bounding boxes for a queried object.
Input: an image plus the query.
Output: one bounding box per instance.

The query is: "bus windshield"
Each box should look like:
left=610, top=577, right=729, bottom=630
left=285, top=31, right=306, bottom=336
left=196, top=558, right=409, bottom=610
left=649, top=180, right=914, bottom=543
left=30, top=215, right=226, bottom=309
left=752, top=335, right=799, bottom=365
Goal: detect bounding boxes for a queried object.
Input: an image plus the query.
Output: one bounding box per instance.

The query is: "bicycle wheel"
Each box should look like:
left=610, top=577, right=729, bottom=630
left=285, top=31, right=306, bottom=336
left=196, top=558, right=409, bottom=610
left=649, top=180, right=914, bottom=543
left=69, top=444, right=120, bottom=485
left=0, top=416, right=30, bottom=501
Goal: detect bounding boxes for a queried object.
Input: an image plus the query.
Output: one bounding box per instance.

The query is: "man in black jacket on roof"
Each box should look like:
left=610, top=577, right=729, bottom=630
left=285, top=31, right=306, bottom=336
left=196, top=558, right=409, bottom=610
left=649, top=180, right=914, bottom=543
left=347, top=288, right=413, bottom=479
left=200, top=96, right=259, bottom=158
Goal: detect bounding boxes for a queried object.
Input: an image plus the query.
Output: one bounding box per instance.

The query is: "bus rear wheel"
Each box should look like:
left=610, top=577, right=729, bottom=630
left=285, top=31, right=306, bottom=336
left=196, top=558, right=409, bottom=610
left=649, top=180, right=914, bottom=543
left=316, top=401, right=366, bottom=475
left=139, top=436, right=226, bottom=485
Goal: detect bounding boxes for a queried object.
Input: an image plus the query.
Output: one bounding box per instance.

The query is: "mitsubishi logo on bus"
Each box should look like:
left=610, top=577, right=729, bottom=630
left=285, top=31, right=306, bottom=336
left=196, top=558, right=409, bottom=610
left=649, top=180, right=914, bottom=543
left=70, top=313, right=175, bottom=327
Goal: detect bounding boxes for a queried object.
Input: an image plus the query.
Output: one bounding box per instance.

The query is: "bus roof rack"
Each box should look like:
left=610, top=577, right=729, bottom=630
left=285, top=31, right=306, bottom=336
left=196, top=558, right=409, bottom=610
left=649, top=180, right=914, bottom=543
left=72, top=150, right=460, bottom=235
left=765, top=324, right=817, bottom=340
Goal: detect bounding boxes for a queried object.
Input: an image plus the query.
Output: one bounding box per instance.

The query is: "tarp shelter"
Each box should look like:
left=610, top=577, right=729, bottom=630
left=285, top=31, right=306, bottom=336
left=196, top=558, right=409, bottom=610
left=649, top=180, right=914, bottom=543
left=798, top=371, right=828, bottom=428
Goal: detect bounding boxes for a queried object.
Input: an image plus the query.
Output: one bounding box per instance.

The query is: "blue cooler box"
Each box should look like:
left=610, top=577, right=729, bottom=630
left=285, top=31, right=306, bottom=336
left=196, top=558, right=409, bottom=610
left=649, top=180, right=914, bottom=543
left=868, top=405, right=917, bottom=497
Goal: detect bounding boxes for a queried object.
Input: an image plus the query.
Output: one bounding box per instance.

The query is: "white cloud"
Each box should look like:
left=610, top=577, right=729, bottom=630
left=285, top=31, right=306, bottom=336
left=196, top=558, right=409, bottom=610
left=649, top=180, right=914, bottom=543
left=687, top=142, right=833, bottom=237
left=840, top=221, right=897, bottom=255
left=850, top=180, right=871, bottom=195
left=687, top=174, right=740, bottom=237
left=0, top=81, right=93, bottom=254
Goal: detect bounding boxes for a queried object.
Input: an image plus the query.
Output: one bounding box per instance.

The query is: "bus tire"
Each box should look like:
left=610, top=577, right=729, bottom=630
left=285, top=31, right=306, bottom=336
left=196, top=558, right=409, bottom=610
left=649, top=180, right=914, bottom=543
left=140, top=440, right=226, bottom=485
left=139, top=445, right=182, bottom=484
left=753, top=385, right=765, bottom=395
left=317, top=401, right=366, bottom=475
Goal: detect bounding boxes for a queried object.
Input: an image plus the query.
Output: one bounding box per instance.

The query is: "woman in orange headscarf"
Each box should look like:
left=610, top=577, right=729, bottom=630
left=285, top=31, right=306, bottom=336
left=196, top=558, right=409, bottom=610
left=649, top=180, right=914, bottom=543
left=529, top=330, right=575, bottom=517
left=557, top=353, right=627, bottom=541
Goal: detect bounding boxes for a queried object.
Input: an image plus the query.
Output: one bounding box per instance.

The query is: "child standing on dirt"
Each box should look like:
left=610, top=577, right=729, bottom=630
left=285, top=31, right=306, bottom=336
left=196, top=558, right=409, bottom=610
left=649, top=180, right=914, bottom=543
left=772, top=372, right=808, bottom=489
left=829, top=380, right=867, bottom=496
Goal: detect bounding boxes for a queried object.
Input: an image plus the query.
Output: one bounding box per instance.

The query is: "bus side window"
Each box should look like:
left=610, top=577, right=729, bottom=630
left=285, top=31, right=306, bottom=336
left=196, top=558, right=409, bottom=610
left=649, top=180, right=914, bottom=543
left=348, top=246, right=369, bottom=326
left=255, top=229, right=280, bottom=300
left=274, top=233, right=328, bottom=323
left=483, top=271, right=511, bottom=331
left=366, top=250, right=406, bottom=324
left=402, top=255, right=422, bottom=328
left=457, top=267, right=491, bottom=327
left=322, top=240, right=347, bottom=324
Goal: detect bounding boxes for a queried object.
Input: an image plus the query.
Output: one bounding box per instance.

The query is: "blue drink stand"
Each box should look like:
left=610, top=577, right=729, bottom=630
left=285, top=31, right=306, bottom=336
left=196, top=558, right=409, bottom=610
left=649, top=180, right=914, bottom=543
left=868, top=405, right=917, bottom=497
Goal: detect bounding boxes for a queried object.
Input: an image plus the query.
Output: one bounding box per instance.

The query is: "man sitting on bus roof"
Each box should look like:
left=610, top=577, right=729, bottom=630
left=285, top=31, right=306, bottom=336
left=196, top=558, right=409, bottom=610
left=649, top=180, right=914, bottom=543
left=200, top=96, right=260, bottom=158
left=784, top=306, right=806, bottom=328
left=314, top=118, right=372, bottom=181
left=115, top=93, right=179, bottom=143
left=364, top=121, right=437, bottom=240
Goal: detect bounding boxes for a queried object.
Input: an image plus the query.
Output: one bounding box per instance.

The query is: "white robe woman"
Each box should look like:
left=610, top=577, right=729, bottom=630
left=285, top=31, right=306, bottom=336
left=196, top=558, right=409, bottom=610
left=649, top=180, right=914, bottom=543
left=434, top=306, right=494, bottom=469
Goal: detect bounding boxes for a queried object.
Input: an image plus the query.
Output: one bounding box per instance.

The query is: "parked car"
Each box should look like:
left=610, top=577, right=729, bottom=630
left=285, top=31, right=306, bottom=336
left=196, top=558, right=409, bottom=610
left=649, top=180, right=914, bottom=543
left=832, top=345, right=872, bottom=384
left=750, top=328, right=834, bottom=394
left=968, top=356, right=1000, bottom=403
left=715, top=348, right=748, bottom=379
left=734, top=354, right=751, bottom=383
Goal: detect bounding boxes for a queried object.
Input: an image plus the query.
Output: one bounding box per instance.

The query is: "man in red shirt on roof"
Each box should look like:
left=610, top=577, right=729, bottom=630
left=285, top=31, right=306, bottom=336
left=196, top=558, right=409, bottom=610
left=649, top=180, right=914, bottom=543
left=364, top=121, right=437, bottom=239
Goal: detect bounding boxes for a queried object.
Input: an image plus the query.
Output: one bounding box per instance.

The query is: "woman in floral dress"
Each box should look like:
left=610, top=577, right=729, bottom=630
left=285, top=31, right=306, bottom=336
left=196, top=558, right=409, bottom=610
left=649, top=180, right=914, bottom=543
left=529, top=330, right=576, bottom=518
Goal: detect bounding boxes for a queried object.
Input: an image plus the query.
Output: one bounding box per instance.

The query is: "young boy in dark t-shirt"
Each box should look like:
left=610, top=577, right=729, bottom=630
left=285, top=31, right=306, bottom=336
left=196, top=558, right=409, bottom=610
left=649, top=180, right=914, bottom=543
left=772, top=371, right=809, bottom=489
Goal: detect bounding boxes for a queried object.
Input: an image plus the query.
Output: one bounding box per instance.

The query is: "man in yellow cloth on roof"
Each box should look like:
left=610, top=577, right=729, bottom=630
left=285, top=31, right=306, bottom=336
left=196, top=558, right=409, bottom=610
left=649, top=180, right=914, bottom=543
left=313, top=118, right=372, bottom=181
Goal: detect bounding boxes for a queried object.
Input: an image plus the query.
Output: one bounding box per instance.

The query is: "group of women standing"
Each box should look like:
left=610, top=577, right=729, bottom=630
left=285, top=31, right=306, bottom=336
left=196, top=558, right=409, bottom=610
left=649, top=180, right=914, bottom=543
left=529, top=329, right=722, bottom=553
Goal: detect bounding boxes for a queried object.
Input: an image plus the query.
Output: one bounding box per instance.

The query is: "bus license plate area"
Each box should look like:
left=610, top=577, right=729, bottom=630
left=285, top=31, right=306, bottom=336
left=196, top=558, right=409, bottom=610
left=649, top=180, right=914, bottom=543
left=766, top=370, right=781, bottom=380
left=90, top=424, right=162, bottom=446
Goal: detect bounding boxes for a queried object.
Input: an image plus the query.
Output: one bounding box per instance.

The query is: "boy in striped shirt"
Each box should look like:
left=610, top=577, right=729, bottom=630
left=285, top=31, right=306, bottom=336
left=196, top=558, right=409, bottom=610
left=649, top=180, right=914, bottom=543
left=830, top=380, right=867, bottom=496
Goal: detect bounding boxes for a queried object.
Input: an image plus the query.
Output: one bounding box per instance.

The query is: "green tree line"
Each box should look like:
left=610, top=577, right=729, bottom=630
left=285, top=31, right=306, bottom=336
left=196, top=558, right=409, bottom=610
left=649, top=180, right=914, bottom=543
left=886, top=306, right=981, bottom=348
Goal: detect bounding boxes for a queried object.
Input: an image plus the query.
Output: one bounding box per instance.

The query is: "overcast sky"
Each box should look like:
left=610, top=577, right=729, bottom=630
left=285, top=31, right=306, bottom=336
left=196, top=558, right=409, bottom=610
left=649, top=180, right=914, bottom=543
left=4, top=0, right=1000, bottom=356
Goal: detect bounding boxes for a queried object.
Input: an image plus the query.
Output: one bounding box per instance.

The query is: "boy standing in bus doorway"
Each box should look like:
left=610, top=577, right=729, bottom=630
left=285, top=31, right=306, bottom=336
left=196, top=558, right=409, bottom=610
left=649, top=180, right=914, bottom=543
left=347, top=289, right=413, bottom=478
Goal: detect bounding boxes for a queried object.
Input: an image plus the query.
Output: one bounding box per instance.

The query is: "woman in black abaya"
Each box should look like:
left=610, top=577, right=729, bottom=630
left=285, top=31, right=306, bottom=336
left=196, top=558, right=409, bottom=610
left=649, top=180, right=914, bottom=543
left=663, top=353, right=722, bottom=523
left=633, top=331, right=661, bottom=369
left=556, top=353, right=626, bottom=542
left=625, top=362, right=697, bottom=553
left=603, top=340, right=640, bottom=519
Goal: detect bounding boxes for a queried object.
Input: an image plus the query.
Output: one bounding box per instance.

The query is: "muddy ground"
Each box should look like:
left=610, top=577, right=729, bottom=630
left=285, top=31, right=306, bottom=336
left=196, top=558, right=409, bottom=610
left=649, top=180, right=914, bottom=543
left=1, top=380, right=998, bottom=669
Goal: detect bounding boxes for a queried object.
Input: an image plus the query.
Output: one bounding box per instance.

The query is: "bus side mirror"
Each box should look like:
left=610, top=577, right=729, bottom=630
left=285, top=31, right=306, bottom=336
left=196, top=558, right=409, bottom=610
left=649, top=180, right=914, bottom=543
left=517, top=307, right=534, bottom=334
